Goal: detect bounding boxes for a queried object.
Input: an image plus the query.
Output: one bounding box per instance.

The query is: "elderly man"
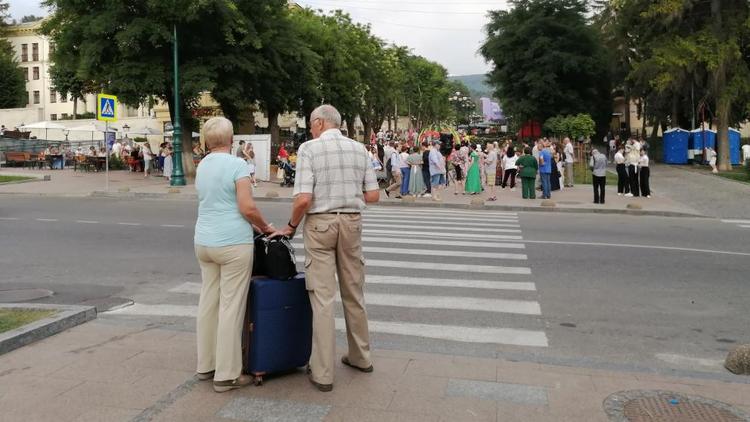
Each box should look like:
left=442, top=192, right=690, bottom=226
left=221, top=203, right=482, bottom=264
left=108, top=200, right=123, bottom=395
left=563, top=138, right=575, bottom=187
left=273, top=104, right=379, bottom=392
left=590, top=148, right=608, bottom=204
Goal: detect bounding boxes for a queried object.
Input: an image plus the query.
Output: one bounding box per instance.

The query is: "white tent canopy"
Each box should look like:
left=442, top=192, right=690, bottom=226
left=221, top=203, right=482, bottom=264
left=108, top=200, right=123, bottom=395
left=68, top=122, right=120, bottom=132
left=19, top=121, right=67, bottom=130
left=126, top=127, right=163, bottom=136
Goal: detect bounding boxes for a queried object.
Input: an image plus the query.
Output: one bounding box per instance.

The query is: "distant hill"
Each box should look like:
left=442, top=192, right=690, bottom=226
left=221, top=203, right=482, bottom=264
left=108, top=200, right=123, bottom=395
left=448, top=74, right=495, bottom=99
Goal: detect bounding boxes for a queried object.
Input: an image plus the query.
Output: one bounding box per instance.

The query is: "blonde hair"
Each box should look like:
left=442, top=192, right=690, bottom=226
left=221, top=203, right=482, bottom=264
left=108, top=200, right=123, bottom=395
left=202, top=117, right=234, bottom=150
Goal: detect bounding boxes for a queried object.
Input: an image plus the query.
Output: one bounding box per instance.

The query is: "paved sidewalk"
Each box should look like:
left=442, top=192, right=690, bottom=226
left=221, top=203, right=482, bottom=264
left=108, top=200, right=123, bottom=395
left=0, top=167, right=704, bottom=217
left=0, top=319, right=748, bottom=422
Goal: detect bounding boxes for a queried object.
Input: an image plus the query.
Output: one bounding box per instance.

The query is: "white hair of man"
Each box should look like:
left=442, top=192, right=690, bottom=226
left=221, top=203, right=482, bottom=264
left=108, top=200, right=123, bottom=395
left=311, top=104, right=342, bottom=128
left=203, top=116, right=234, bottom=150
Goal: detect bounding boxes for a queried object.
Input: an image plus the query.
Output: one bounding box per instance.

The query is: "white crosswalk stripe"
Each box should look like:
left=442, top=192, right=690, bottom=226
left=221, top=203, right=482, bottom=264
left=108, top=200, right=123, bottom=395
left=291, top=244, right=527, bottom=260
left=362, top=223, right=521, bottom=233
left=363, top=229, right=523, bottom=240
left=721, top=219, right=750, bottom=230
left=108, top=209, right=548, bottom=348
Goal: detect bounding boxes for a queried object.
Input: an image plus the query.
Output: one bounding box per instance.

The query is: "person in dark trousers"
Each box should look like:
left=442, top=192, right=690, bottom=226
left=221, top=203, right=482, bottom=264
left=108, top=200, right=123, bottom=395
left=590, top=148, right=607, bottom=204
left=421, top=141, right=432, bottom=197
left=639, top=149, right=651, bottom=198
left=516, top=147, right=538, bottom=199
left=614, top=147, right=629, bottom=195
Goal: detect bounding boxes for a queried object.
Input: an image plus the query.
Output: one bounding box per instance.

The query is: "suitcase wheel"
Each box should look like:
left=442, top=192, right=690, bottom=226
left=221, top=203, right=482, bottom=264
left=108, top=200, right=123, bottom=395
left=253, top=375, right=263, bottom=386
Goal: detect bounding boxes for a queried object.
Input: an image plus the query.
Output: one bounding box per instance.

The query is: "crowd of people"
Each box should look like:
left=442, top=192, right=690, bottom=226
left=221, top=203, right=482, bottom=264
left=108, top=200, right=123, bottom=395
left=612, top=136, right=651, bottom=199
left=377, top=137, right=578, bottom=202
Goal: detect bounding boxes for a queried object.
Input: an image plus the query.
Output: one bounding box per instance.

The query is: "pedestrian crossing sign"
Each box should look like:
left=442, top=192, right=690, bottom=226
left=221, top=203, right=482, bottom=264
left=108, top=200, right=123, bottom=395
left=97, top=94, right=118, bottom=122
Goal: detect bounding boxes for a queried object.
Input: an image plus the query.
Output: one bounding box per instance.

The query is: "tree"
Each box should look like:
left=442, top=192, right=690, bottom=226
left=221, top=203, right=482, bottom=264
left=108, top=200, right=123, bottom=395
left=601, top=0, right=750, bottom=169
left=42, top=0, right=292, bottom=178
left=0, top=1, right=27, bottom=109
left=481, top=0, right=612, bottom=131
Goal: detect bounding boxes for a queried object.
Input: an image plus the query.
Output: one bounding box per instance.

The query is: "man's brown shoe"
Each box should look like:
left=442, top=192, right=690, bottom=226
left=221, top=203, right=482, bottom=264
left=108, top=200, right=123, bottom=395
left=196, top=370, right=215, bottom=381
left=309, top=376, right=333, bottom=392
left=213, top=375, right=252, bottom=393
left=341, top=356, right=374, bottom=373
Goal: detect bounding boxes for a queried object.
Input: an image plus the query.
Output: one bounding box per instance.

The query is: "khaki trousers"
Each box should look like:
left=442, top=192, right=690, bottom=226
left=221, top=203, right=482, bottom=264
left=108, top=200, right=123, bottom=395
left=195, top=244, right=253, bottom=382
left=303, top=213, right=371, bottom=385
left=386, top=170, right=402, bottom=194
left=565, top=162, right=574, bottom=186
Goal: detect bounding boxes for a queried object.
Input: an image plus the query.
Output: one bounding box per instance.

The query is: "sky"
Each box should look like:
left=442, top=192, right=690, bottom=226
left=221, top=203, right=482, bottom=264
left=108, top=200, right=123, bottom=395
left=6, top=0, right=504, bottom=76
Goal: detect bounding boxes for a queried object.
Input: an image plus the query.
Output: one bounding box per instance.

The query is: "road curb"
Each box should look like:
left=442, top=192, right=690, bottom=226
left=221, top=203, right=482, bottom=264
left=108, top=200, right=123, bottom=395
left=0, top=303, right=97, bottom=355
left=87, top=190, right=707, bottom=218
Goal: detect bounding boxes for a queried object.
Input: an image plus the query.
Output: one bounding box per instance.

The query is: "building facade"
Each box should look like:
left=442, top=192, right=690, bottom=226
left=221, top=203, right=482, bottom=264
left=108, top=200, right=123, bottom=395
left=3, top=20, right=146, bottom=126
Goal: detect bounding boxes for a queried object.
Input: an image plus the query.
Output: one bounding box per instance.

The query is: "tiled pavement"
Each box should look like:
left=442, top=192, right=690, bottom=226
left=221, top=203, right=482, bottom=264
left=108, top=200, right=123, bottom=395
left=1, top=320, right=749, bottom=422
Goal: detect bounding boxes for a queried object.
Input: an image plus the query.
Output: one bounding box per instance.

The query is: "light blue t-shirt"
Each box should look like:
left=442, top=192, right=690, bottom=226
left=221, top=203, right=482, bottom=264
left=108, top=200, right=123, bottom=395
left=539, top=149, right=553, bottom=174
left=194, top=153, right=253, bottom=247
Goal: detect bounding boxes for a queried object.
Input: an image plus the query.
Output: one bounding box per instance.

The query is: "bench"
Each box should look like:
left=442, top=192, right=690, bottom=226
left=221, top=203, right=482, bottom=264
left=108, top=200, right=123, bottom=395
left=3, top=152, right=29, bottom=167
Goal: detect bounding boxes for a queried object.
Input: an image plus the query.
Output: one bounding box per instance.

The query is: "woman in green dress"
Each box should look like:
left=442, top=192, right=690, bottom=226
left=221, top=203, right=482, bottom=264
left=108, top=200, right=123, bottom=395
left=407, top=147, right=426, bottom=197
left=464, top=144, right=482, bottom=194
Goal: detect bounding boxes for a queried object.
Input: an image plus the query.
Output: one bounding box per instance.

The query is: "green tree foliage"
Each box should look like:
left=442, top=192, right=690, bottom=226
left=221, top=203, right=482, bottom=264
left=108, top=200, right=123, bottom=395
left=544, top=114, right=595, bottom=140
left=481, top=0, right=612, bottom=132
left=599, top=0, right=750, bottom=169
left=0, top=1, right=27, bottom=109
left=42, top=0, right=290, bottom=177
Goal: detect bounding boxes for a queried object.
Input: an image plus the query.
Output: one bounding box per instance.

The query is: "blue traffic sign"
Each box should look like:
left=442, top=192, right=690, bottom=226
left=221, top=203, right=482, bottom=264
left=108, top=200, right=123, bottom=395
left=97, top=94, right=118, bottom=122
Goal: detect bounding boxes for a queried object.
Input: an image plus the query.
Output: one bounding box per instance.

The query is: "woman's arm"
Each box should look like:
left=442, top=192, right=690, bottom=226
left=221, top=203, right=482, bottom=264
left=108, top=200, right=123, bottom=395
left=236, top=178, right=273, bottom=233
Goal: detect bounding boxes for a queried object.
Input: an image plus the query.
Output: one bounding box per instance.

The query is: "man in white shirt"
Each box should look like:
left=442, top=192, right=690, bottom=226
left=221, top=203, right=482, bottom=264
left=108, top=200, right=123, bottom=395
left=384, top=144, right=402, bottom=198
left=563, top=138, right=575, bottom=187
left=383, top=141, right=396, bottom=185
left=111, top=140, right=123, bottom=158
left=625, top=139, right=641, bottom=197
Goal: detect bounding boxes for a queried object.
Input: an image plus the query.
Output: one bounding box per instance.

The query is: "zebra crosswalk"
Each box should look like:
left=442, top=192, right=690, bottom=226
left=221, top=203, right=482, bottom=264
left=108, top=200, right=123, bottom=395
left=721, top=219, right=750, bottom=229
left=106, top=207, right=548, bottom=349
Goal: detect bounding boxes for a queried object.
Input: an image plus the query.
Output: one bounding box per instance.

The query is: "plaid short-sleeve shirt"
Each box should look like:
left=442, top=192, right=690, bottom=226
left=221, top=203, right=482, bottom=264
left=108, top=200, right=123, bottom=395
left=293, top=128, right=379, bottom=214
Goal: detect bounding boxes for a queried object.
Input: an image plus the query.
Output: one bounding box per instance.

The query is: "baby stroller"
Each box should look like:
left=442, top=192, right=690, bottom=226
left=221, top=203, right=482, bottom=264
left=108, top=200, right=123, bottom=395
left=279, top=161, right=295, bottom=187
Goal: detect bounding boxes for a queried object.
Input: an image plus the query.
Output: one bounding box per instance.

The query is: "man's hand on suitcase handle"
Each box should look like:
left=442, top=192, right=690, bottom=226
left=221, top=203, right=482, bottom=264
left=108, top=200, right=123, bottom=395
left=269, top=222, right=296, bottom=240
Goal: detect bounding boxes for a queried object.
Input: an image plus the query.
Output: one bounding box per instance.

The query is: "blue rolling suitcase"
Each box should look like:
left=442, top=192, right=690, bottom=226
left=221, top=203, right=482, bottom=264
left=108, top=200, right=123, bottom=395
left=242, top=273, right=313, bottom=385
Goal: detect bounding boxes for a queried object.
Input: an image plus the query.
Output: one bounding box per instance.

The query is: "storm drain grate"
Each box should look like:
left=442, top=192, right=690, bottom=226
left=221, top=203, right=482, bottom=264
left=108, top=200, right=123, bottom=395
left=604, top=390, right=750, bottom=422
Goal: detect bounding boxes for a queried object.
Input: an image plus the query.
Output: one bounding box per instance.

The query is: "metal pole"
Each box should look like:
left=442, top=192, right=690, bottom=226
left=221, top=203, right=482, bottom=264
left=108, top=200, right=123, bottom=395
left=105, top=121, right=109, bottom=191
left=170, top=24, right=187, bottom=186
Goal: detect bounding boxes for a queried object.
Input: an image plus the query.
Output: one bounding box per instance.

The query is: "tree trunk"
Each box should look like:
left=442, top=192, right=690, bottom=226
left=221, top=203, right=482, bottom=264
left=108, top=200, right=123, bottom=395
left=387, top=117, right=392, bottom=131
left=671, top=95, right=680, bottom=128
left=716, top=95, right=731, bottom=171
left=268, top=110, right=280, bottom=151
left=346, top=117, right=355, bottom=141
left=73, top=98, right=78, bottom=120
left=623, top=87, right=631, bottom=136
left=362, top=120, right=371, bottom=145
left=712, top=0, right=731, bottom=171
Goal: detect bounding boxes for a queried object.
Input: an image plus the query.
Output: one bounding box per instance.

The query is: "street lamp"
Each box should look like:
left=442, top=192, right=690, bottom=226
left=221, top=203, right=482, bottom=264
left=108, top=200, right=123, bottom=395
left=170, top=24, right=186, bottom=186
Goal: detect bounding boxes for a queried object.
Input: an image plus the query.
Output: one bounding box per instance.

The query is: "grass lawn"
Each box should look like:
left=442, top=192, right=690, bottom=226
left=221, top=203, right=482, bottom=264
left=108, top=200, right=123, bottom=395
left=0, top=175, right=34, bottom=184
left=717, top=166, right=750, bottom=184
left=0, top=309, right=56, bottom=334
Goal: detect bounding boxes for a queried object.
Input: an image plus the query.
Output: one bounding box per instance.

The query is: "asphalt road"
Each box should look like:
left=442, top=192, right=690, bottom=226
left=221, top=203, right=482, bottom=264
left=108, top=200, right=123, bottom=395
left=1, top=197, right=748, bottom=381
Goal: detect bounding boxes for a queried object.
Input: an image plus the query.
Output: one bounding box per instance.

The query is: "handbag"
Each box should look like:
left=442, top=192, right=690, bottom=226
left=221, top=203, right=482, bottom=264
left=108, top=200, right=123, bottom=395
left=252, top=233, right=297, bottom=280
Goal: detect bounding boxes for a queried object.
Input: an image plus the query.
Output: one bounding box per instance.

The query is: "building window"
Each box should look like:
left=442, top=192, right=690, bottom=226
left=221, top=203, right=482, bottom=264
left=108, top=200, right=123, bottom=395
left=50, top=114, right=57, bottom=121
left=21, top=44, right=28, bottom=62
left=33, top=67, right=40, bottom=80
left=26, top=92, right=29, bottom=106
left=32, top=43, right=39, bottom=61
left=61, top=113, right=69, bottom=120
left=23, top=67, right=28, bottom=81
left=33, top=91, right=40, bottom=104
left=60, top=93, right=67, bottom=103
left=50, top=91, right=57, bottom=103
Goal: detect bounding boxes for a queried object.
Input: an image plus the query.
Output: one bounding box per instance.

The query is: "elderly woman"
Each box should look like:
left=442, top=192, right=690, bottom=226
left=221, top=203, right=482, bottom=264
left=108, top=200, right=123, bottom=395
left=194, top=116, right=274, bottom=393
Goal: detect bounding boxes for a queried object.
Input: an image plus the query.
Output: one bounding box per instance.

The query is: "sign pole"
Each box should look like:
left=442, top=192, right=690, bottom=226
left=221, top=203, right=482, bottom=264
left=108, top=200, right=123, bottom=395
left=105, top=121, right=109, bottom=192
